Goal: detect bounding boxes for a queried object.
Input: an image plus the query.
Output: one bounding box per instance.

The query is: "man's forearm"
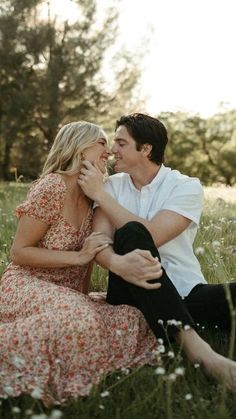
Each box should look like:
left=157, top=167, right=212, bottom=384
left=96, top=191, right=156, bottom=241
left=95, top=245, right=121, bottom=274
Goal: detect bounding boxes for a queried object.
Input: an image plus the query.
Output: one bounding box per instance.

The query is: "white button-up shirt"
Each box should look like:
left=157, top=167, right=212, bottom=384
left=104, top=164, right=207, bottom=298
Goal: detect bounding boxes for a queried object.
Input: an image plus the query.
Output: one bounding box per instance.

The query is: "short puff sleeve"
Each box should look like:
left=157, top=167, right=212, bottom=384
left=15, top=174, right=66, bottom=225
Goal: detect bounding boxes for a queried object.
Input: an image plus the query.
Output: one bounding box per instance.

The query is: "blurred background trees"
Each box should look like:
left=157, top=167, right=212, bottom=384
left=0, top=0, right=235, bottom=185
left=161, top=109, right=236, bottom=186
left=0, top=0, right=141, bottom=179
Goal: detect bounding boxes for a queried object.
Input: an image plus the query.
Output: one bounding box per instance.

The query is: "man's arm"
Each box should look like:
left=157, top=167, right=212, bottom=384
left=95, top=192, right=191, bottom=247
left=79, top=161, right=191, bottom=247
left=94, top=208, right=163, bottom=290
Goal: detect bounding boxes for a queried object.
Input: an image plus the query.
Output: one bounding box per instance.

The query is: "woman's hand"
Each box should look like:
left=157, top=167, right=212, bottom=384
left=78, top=161, right=105, bottom=201
left=77, top=232, right=113, bottom=265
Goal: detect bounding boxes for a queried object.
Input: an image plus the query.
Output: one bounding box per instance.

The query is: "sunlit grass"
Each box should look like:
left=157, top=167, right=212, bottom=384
left=0, top=182, right=236, bottom=418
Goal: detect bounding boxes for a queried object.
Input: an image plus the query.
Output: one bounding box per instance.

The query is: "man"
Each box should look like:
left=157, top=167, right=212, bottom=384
left=79, top=113, right=236, bottom=389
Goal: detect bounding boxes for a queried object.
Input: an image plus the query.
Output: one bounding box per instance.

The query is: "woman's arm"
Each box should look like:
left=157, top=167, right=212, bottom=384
left=10, top=215, right=112, bottom=268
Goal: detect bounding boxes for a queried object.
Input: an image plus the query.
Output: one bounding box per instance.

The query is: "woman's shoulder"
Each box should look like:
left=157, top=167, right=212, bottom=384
left=30, top=173, right=66, bottom=196
left=16, top=173, right=66, bottom=222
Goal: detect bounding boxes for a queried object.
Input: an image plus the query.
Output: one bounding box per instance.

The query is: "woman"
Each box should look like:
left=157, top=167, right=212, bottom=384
left=0, top=121, right=159, bottom=405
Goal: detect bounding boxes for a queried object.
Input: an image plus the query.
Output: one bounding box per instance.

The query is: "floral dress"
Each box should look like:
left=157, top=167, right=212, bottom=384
left=0, top=173, right=157, bottom=404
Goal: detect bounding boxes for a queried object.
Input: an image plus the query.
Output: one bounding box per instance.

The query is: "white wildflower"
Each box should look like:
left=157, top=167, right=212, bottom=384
left=157, top=319, right=163, bottom=325
left=100, top=390, right=110, bottom=398
left=185, top=393, right=192, bottom=400
left=167, top=319, right=176, bottom=326
left=184, top=325, right=190, bottom=331
left=12, top=406, right=21, bottom=413
left=155, top=367, right=165, bottom=375
left=175, top=367, right=185, bottom=376
left=121, top=367, right=130, bottom=375
left=99, top=404, right=105, bottom=410
left=168, top=373, right=177, bottom=381
left=31, top=387, right=43, bottom=400
left=194, top=363, right=200, bottom=368
left=157, top=338, right=164, bottom=344
left=195, top=247, right=205, bottom=255
left=212, top=240, right=220, bottom=248
left=31, top=415, right=47, bottom=419
left=158, top=345, right=165, bottom=353
left=49, top=410, right=63, bottom=419
left=167, top=351, right=175, bottom=358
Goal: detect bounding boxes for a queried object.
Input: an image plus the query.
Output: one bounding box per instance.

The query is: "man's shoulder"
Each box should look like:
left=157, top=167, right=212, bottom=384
left=164, top=167, right=203, bottom=190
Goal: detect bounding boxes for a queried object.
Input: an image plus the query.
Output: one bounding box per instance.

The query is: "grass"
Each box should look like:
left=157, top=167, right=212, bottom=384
left=0, top=181, right=236, bottom=419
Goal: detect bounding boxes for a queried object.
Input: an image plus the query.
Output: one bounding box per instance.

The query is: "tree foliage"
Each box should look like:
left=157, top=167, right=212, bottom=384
left=0, top=0, right=141, bottom=179
left=0, top=1, right=235, bottom=184
left=159, top=109, right=236, bottom=186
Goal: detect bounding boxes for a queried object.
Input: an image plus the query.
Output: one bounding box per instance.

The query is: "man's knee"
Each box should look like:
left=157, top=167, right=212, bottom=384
left=115, top=221, right=152, bottom=242
left=116, top=220, right=146, bottom=234
left=114, top=221, right=158, bottom=257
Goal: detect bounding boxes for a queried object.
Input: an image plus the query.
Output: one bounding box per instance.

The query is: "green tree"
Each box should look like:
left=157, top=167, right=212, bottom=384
left=158, top=109, right=236, bottom=186
left=0, top=0, right=143, bottom=180
left=0, top=0, right=41, bottom=179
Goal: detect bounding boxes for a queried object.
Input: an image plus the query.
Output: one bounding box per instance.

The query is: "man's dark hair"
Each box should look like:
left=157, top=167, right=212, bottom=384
left=115, top=113, right=168, bottom=164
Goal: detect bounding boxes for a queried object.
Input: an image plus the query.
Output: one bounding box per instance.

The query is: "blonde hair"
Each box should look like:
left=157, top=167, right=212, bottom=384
left=41, top=121, right=105, bottom=177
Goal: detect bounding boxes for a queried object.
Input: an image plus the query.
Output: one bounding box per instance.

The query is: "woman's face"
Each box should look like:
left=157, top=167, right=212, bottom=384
left=82, top=133, right=111, bottom=173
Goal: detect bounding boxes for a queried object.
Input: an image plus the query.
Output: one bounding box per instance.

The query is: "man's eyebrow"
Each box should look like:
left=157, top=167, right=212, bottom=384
left=114, top=137, right=127, bottom=142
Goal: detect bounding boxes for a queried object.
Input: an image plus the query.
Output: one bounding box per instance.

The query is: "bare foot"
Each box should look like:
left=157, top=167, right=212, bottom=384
left=202, top=353, right=236, bottom=391
left=177, top=328, right=236, bottom=391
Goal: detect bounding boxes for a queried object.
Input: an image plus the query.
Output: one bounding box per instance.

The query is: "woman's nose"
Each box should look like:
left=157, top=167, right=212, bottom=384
left=105, top=145, right=112, bottom=155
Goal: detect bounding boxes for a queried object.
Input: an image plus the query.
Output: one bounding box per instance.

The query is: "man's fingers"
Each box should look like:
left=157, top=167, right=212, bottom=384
left=142, top=281, right=162, bottom=290
left=135, top=249, right=159, bottom=263
left=79, top=168, right=89, bottom=175
left=138, top=263, right=162, bottom=277
left=81, top=160, right=93, bottom=169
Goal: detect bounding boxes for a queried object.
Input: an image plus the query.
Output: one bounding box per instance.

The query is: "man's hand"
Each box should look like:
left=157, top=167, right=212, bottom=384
left=111, top=249, right=163, bottom=290
left=78, top=160, right=105, bottom=201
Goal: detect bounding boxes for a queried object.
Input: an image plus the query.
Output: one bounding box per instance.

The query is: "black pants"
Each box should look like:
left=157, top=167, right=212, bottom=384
left=106, top=221, right=236, bottom=342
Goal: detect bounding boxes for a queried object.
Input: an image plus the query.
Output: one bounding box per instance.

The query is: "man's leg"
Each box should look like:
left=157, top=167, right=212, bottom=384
left=107, top=221, right=195, bottom=341
left=107, top=221, right=236, bottom=390
left=185, top=283, right=236, bottom=332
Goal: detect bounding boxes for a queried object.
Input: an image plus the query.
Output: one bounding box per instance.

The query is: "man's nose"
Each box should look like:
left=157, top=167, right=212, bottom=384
left=111, top=143, right=117, bottom=153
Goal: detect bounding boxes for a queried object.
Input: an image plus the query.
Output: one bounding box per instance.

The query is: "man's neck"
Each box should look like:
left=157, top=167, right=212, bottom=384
left=130, top=163, right=161, bottom=190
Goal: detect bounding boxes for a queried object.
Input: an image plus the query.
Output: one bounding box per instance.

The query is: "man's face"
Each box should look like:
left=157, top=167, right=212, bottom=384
left=111, top=125, right=143, bottom=173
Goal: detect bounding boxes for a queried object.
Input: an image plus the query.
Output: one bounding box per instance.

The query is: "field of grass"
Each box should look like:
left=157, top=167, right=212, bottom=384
left=0, top=181, right=235, bottom=419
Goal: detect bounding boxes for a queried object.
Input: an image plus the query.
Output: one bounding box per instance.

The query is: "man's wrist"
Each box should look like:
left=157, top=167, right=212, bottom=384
left=108, top=253, right=123, bottom=274
left=94, top=190, right=108, bottom=206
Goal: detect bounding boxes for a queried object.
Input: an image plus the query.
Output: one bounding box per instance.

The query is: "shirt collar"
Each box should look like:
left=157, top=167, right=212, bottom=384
left=127, top=164, right=171, bottom=191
